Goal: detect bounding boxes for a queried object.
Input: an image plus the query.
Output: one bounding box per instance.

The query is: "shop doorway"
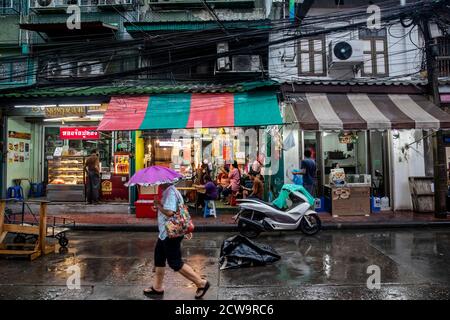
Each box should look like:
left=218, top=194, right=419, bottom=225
left=368, top=131, right=390, bottom=199
left=301, top=130, right=391, bottom=201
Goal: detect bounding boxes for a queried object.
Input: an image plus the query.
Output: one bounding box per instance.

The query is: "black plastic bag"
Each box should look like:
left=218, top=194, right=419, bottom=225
left=219, top=235, right=281, bottom=270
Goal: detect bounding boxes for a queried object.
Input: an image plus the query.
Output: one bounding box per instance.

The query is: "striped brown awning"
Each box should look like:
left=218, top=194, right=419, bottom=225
left=288, top=93, right=450, bottom=130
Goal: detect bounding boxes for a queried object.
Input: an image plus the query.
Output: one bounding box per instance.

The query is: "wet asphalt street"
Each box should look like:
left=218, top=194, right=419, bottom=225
left=0, top=228, right=449, bottom=300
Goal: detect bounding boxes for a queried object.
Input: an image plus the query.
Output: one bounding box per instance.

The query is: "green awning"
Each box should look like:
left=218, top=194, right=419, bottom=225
left=0, top=81, right=276, bottom=99
left=98, top=92, right=282, bottom=131
left=124, top=20, right=272, bottom=32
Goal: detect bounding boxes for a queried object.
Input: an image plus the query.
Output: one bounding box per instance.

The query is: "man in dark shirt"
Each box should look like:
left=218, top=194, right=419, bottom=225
left=85, top=149, right=100, bottom=204
left=300, top=149, right=317, bottom=197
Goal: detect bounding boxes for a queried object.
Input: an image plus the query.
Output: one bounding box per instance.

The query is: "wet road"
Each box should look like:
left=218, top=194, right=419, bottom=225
left=0, top=228, right=449, bottom=300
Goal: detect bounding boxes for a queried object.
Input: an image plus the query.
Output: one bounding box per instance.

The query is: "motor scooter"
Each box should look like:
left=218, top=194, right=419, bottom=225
left=234, top=184, right=321, bottom=238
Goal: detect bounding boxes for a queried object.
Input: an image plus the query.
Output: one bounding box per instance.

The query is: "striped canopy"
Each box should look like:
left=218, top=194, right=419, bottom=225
left=97, top=92, right=282, bottom=131
left=288, top=93, right=450, bottom=130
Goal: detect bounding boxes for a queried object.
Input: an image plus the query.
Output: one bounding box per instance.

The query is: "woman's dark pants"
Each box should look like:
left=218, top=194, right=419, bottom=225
left=154, top=237, right=184, bottom=272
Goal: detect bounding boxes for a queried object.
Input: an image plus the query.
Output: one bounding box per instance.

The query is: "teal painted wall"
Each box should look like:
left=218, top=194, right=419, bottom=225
left=0, top=16, right=20, bottom=44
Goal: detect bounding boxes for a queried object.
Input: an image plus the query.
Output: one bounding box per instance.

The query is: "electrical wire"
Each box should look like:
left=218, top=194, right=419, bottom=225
left=0, top=0, right=447, bottom=87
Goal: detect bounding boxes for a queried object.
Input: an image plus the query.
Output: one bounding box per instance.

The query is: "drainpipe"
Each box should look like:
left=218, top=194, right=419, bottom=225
left=129, top=131, right=136, bottom=214
left=0, top=112, right=6, bottom=198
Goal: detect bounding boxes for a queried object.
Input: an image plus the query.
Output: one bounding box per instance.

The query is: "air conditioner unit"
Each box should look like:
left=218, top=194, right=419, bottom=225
left=231, top=55, right=262, bottom=72
left=77, top=61, right=104, bottom=76
left=44, top=61, right=76, bottom=78
left=328, top=40, right=364, bottom=66
left=217, top=42, right=231, bottom=71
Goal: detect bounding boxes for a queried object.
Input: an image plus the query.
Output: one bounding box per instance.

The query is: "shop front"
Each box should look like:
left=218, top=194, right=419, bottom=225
left=285, top=92, right=450, bottom=214
left=97, top=92, right=283, bottom=214
left=5, top=103, right=132, bottom=203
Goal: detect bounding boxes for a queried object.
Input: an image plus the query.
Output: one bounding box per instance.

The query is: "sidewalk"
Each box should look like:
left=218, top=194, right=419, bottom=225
left=7, top=200, right=450, bottom=231
left=45, top=209, right=450, bottom=231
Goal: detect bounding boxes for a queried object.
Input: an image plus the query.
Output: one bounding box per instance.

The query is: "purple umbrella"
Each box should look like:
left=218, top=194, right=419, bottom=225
left=125, top=165, right=183, bottom=187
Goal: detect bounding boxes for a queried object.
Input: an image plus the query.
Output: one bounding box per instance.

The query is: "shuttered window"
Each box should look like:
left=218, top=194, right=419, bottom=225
left=298, top=36, right=327, bottom=76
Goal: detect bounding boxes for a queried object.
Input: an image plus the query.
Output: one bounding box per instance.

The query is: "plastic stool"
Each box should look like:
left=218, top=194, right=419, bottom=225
left=203, top=200, right=217, bottom=218
left=7, top=185, right=24, bottom=200
left=230, top=191, right=240, bottom=206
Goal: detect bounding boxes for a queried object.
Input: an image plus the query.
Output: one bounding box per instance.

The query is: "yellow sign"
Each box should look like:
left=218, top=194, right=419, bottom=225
left=41, top=104, right=107, bottom=118
left=102, top=180, right=113, bottom=195
left=45, top=106, right=85, bottom=118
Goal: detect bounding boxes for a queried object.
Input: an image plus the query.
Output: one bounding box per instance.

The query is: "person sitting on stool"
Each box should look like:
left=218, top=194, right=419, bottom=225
left=243, top=172, right=264, bottom=200
left=196, top=174, right=218, bottom=209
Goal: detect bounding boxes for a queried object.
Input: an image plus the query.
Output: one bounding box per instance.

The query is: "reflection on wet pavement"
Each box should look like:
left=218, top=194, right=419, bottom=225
left=0, top=228, right=449, bottom=300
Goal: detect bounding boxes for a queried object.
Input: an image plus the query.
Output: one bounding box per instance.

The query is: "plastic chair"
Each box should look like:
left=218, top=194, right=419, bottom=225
left=203, top=200, right=217, bottom=218
left=7, top=185, right=24, bottom=200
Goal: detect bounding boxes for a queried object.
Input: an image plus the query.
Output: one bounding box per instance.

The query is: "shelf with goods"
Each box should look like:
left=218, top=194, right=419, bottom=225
left=47, top=156, right=86, bottom=202
left=113, top=152, right=130, bottom=175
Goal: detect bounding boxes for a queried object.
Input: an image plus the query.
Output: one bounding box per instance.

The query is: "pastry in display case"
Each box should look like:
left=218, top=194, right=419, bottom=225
left=48, top=156, right=85, bottom=185
left=47, top=156, right=86, bottom=202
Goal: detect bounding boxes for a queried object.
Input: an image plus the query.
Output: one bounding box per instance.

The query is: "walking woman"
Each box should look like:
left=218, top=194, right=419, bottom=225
left=144, top=182, right=210, bottom=299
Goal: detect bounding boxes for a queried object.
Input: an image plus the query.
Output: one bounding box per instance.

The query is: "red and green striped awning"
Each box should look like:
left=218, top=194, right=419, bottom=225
left=97, top=92, right=282, bottom=131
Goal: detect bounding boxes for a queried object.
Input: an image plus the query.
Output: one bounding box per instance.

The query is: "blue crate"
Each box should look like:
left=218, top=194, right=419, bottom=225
left=371, top=196, right=381, bottom=213
left=314, top=196, right=327, bottom=212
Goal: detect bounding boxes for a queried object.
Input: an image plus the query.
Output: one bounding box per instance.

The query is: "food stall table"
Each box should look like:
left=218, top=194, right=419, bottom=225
left=176, top=186, right=206, bottom=215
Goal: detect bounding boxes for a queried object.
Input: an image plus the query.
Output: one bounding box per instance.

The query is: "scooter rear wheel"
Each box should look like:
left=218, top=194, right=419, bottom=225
left=299, top=214, right=321, bottom=235
left=238, top=220, right=261, bottom=239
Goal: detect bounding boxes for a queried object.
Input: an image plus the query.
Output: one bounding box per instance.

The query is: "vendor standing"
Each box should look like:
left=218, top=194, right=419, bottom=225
left=300, top=150, right=317, bottom=197
left=85, top=149, right=100, bottom=204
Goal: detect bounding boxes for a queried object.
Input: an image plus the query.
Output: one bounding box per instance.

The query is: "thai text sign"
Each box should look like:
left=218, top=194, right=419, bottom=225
left=60, top=127, right=99, bottom=140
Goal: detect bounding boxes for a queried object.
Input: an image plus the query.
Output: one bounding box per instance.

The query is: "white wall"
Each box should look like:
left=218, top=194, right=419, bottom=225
left=391, top=130, right=426, bottom=210
left=269, top=7, right=422, bottom=82
left=283, top=124, right=300, bottom=184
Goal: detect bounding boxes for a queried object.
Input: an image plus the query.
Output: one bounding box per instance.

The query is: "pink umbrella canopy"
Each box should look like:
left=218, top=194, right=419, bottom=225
left=125, top=165, right=183, bottom=187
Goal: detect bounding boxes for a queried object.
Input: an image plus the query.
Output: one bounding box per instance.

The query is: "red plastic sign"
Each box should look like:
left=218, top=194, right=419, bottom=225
left=60, top=127, right=99, bottom=140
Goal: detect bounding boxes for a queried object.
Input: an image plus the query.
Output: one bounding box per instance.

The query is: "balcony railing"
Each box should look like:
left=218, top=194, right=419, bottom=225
left=29, top=0, right=134, bottom=11
left=97, top=0, right=134, bottom=10
left=149, top=0, right=255, bottom=10
left=0, top=59, right=30, bottom=85
left=0, top=0, right=20, bottom=14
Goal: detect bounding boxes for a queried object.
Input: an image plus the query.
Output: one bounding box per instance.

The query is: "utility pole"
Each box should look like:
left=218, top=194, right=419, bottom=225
left=422, top=14, right=448, bottom=218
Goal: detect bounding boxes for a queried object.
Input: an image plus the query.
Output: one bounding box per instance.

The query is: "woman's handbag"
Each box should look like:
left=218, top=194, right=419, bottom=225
left=165, top=188, right=195, bottom=239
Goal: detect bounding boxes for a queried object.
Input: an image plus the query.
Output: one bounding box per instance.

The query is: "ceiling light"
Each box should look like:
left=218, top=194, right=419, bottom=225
left=14, top=104, right=57, bottom=108
left=59, top=104, right=102, bottom=107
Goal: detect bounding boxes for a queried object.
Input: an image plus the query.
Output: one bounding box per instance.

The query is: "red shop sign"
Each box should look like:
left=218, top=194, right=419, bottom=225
left=60, top=127, right=99, bottom=140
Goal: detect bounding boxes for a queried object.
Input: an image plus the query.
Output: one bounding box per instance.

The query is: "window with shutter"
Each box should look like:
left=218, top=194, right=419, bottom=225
left=298, top=36, right=326, bottom=76
left=359, top=28, right=389, bottom=77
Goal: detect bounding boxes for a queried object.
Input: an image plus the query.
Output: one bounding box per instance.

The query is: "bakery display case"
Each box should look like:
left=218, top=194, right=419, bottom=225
left=47, top=156, right=85, bottom=202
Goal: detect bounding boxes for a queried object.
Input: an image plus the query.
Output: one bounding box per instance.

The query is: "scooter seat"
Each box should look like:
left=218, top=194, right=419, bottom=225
left=239, top=198, right=288, bottom=211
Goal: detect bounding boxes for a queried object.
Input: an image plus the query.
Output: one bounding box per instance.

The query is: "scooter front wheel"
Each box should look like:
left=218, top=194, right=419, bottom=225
left=238, top=219, right=261, bottom=239
left=299, top=214, right=321, bottom=235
